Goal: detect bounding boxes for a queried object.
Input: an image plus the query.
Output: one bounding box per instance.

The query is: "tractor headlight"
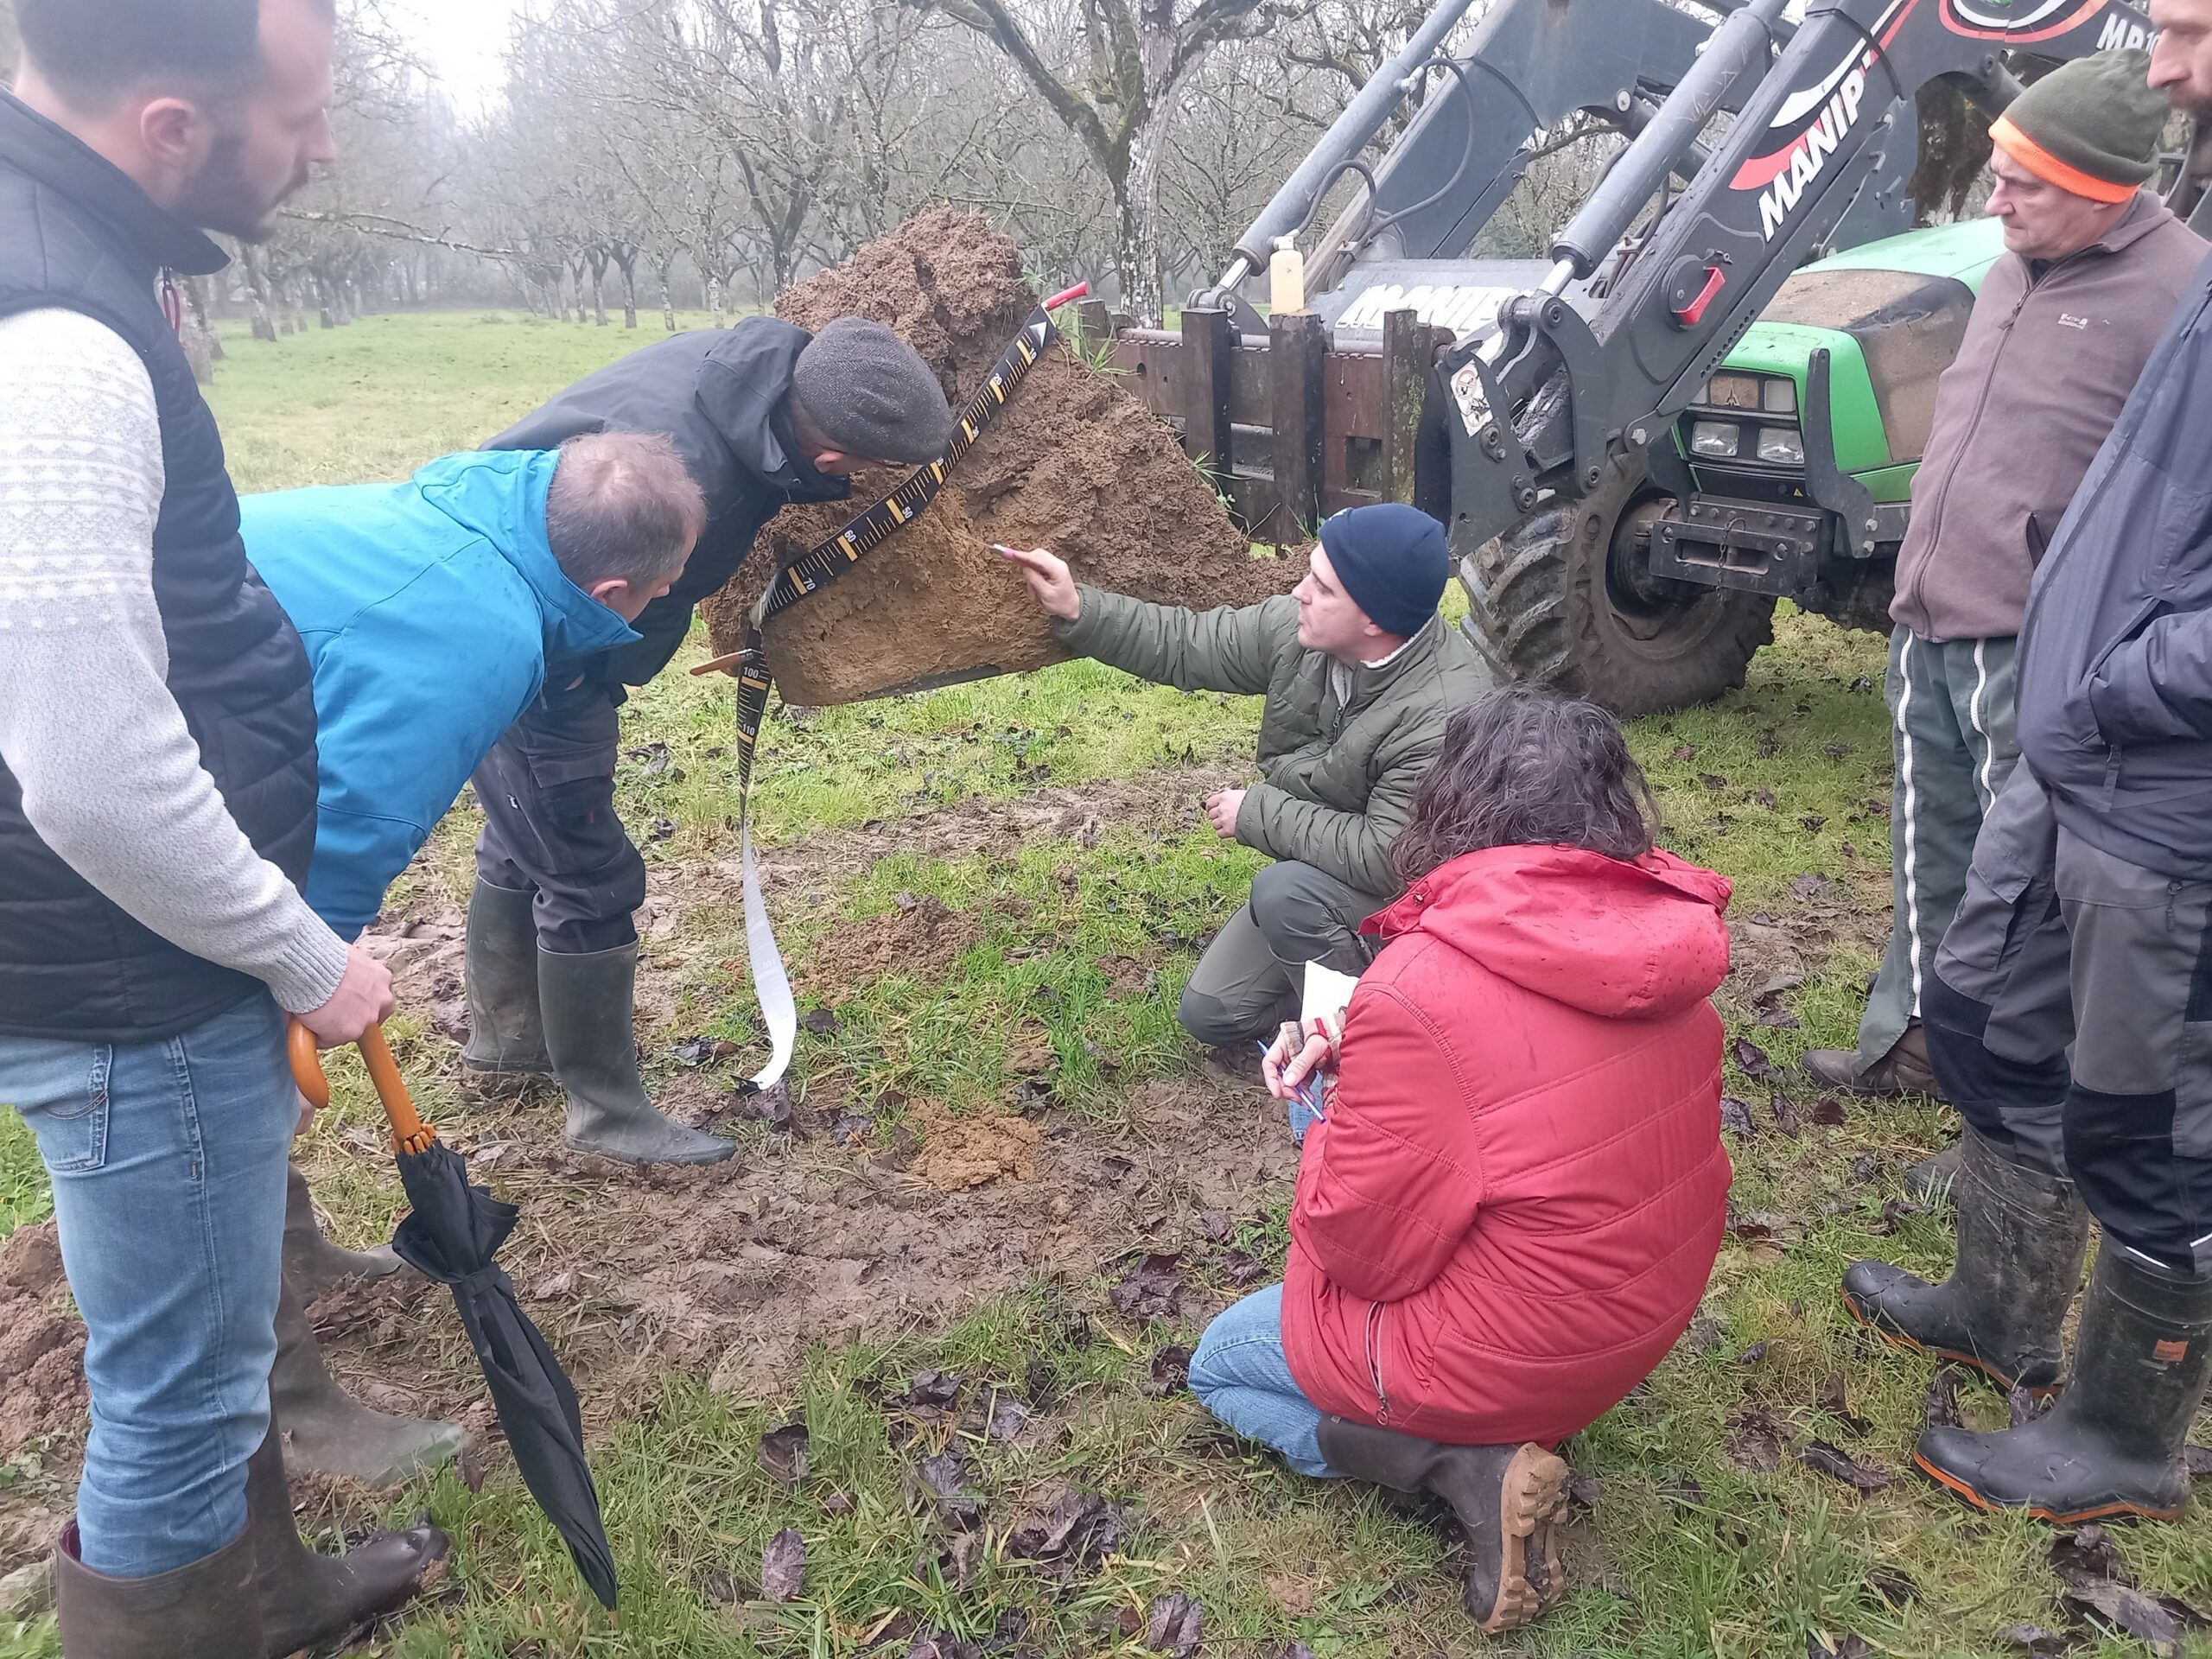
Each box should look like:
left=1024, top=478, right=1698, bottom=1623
left=1689, top=421, right=1740, bottom=459
left=1763, top=378, right=1797, bottom=414
left=1755, top=427, right=1804, bottom=465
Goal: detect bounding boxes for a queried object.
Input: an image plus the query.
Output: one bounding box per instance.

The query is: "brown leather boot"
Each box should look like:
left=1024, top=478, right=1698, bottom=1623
left=283, top=1162, right=401, bottom=1302
left=272, top=1275, right=465, bottom=1489
left=1315, top=1415, right=1567, bottom=1632
left=247, top=1420, right=449, bottom=1658
left=54, top=1519, right=262, bottom=1657
left=1904, top=1139, right=1964, bottom=1201
left=1802, top=1024, right=1940, bottom=1098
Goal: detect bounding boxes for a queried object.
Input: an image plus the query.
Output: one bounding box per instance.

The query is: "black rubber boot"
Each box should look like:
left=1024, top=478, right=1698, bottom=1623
left=1315, top=1415, right=1567, bottom=1633
left=1915, top=1247, right=2212, bottom=1522
left=247, top=1420, right=449, bottom=1659
left=54, top=1518, right=262, bottom=1657
left=271, top=1275, right=465, bottom=1489
left=461, top=879, right=552, bottom=1089
left=283, top=1162, right=401, bottom=1301
left=537, top=944, right=734, bottom=1166
left=1840, top=1128, right=2088, bottom=1392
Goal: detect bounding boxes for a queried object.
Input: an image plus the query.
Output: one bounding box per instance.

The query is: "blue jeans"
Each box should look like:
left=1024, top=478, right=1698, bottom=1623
left=0, top=995, right=294, bottom=1575
left=1188, top=1283, right=1338, bottom=1478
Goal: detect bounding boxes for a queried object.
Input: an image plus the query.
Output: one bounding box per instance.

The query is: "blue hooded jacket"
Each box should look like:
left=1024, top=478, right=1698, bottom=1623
left=242, top=449, right=639, bottom=938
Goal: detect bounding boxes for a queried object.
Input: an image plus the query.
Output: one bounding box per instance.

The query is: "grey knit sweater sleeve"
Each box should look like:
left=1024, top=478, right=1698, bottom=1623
left=0, top=308, right=347, bottom=1014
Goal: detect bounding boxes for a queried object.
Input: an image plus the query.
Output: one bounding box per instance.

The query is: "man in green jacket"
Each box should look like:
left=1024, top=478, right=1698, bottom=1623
left=1002, top=503, right=1491, bottom=1048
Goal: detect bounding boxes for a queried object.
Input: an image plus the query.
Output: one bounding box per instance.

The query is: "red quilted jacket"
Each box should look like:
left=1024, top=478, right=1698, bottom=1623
left=1281, top=843, right=1732, bottom=1447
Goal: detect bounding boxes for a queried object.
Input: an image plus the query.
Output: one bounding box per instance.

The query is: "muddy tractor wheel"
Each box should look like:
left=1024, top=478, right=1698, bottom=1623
left=1457, top=456, right=1775, bottom=717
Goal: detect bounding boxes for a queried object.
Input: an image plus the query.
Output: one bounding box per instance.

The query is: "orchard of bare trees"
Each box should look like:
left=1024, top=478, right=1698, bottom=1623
left=184, top=0, right=1618, bottom=331
left=0, top=0, right=1999, bottom=334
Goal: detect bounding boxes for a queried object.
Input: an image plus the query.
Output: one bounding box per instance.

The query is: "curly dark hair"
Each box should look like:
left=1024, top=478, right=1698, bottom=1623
left=1390, top=686, right=1656, bottom=887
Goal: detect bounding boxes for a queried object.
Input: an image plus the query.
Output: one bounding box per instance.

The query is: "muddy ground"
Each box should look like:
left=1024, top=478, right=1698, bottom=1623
left=0, top=753, right=1893, bottom=1580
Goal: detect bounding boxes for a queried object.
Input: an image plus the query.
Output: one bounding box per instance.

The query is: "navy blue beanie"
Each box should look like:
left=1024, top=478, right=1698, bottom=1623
left=1317, top=503, right=1449, bottom=637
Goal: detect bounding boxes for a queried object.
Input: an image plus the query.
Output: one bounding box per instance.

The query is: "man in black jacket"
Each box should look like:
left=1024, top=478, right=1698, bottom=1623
left=0, top=1, right=446, bottom=1650
left=1840, top=22, right=2212, bottom=1529
left=470, top=317, right=952, bottom=1165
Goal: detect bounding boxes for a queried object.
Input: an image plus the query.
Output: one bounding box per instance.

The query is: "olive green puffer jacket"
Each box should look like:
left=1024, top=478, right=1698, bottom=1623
left=1058, top=588, right=1494, bottom=896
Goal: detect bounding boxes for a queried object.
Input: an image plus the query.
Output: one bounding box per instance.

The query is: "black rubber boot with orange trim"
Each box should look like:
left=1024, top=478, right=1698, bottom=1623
left=1914, top=1246, right=2212, bottom=1523
left=1840, top=1128, right=2088, bottom=1393
left=1315, top=1415, right=1567, bottom=1633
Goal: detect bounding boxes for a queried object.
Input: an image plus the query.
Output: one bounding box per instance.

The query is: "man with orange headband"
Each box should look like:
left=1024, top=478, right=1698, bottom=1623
left=1803, top=53, right=2202, bottom=1157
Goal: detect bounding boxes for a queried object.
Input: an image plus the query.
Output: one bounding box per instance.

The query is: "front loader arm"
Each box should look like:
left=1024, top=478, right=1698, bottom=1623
left=1441, top=0, right=2154, bottom=552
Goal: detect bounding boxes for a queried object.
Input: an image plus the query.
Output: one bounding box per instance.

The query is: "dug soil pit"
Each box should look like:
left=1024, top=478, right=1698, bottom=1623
left=797, top=893, right=997, bottom=1000
left=702, top=205, right=1297, bottom=705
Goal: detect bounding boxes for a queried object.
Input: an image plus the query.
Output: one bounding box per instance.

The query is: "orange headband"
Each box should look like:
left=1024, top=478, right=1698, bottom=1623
left=1990, top=113, right=2139, bottom=205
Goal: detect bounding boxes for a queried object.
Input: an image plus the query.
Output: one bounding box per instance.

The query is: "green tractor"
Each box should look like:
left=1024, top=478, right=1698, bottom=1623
left=1463, top=218, right=2009, bottom=714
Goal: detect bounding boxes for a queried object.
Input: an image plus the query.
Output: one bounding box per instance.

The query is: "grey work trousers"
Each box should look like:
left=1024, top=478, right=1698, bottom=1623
left=1177, top=861, right=1387, bottom=1049
left=1856, top=628, right=2020, bottom=1071
left=472, top=674, right=645, bottom=956
left=1924, top=766, right=2212, bottom=1273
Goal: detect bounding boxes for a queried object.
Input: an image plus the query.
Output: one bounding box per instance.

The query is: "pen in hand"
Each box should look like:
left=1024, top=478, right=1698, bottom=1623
left=1256, top=1039, right=1325, bottom=1119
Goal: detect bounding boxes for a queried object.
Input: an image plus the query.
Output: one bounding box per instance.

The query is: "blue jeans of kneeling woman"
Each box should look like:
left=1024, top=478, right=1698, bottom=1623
left=0, top=995, right=293, bottom=1575
left=1188, top=1282, right=1339, bottom=1478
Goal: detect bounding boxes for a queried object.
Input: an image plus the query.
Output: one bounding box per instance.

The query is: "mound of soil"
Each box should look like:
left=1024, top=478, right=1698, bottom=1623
left=702, top=206, right=1296, bottom=705
left=0, top=1222, right=87, bottom=1459
left=906, top=1100, right=1044, bottom=1192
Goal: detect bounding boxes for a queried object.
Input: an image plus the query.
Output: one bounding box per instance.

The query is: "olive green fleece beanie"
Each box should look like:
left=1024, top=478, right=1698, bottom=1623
left=1990, top=50, right=2167, bottom=203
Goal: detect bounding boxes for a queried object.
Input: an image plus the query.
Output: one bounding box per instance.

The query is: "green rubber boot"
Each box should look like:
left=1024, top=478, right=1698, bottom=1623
left=271, top=1276, right=465, bottom=1489
left=461, top=879, right=552, bottom=1089
left=538, top=944, right=734, bottom=1166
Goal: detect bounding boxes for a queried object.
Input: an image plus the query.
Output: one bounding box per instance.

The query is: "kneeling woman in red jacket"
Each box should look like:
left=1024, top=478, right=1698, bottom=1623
left=1188, top=687, right=1732, bottom=1633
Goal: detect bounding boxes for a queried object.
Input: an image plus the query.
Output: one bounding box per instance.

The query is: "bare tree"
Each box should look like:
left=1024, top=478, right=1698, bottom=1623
left=900, top=0, right=1306, bottom=321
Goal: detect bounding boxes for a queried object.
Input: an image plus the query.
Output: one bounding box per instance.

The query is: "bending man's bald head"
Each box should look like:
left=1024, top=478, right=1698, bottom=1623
left=545, top=432, right=706, bottom=594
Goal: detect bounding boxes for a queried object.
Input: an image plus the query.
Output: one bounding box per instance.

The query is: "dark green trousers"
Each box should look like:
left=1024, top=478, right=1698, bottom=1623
left=1856, top=627, right=2019, bottom=1073
left=1177, top=861, right=1387, bottom=1048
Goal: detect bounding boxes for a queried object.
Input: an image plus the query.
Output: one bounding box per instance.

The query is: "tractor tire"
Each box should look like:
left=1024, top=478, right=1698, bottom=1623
left=1457, top=456, right=1775, bottom=717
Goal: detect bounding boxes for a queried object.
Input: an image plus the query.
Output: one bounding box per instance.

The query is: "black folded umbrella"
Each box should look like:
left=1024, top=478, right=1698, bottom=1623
left=289, top=1023, right=618, bottom=1609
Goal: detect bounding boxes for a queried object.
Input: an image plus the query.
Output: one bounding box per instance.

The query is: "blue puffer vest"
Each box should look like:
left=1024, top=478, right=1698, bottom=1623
left=0, top=92, right=320, bottom=1041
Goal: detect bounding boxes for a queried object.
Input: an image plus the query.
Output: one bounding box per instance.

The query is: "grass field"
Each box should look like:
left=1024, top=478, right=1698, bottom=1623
left=1, top=308, right=2207, bottom=1659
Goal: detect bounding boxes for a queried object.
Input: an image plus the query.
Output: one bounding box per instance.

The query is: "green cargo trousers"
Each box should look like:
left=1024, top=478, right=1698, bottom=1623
left=1854, top=626, right=2020, bottom=1075
left=1177, top=861, right=1389, bottom=1049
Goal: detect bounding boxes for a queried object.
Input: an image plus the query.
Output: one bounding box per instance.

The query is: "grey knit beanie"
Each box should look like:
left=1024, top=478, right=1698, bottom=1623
left=1992, top=50, right=2167, bottom=201
left=789, top=318, right=955, bottom=463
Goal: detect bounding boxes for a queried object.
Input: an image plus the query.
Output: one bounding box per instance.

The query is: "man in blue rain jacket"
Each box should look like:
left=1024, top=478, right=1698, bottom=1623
left=245, top=435, right=705, bottom=940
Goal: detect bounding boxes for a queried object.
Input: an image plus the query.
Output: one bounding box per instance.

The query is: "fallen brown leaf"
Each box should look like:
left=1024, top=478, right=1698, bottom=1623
left=760, top=1527, right=805, bottom=1602
left=1146, top=1591, right=1204, bottom=1657
left=1799, top=1439, right=1890, bottom=1492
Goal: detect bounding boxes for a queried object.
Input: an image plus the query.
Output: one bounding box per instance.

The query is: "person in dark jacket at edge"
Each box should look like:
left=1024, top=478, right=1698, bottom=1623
left=1802, top=57, right=2205, bottom=1210
left=1841, top=14, right=2212, bottom=1529
left=1000, top=505, right=1494, bottom=1051
left=0, top=2, right=448, bottom=1654
left=469, top=317, right=953, bottom=1166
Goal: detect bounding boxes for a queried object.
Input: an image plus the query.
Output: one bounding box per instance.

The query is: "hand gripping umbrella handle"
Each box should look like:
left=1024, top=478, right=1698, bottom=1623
left=287, top=1021, right=442, bottom=1156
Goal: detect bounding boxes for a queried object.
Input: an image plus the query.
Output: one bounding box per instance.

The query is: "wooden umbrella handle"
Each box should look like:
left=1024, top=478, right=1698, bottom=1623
left=287, top=1020, right=440, bottom=1155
